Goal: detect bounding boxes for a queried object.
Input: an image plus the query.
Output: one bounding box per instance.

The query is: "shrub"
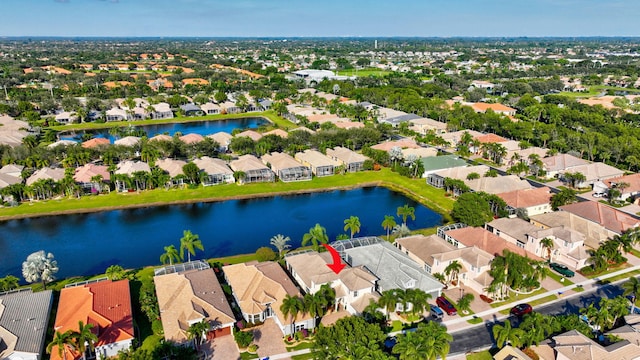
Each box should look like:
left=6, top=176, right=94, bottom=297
left=234, top=330, right=253, bottom=348
left=247, top=344, right=258, bottom=353
left=255, top=247, right=277, bottom=262
left=151, top=319, right=164, bottom=335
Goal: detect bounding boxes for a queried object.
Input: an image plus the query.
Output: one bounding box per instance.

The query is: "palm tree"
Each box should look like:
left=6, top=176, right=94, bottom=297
left=160, top=244, right=181, bottom=265
left=406, top=288, right=431, bottom=317
left=377, top=290, right=398, bottom=320
left=381, top=215, right=396, bottom=241
left=392, top=330, right=430, bottom=360
left=444, top=260, right=462, bottom=284
left=392, top=223, right=412, bottom=238
left=304, top=292, right=326, bottom=328
left=540, top=237, right=554, bottom=261
left=74, top=321, right=98, bottom=360
left=343, top=216, right=361, bottom=239
left=623, top=277, right=640, bottom=313
left=280, top=294, right=305, bottom=335
left=270, top=234, right=291, bottom=259
left=456, top=293, right=474, bottom=315
left=301, top=223, right=329, bottom=251
left=492, top=320, right=524, bottom=349
left=187, top=319, right=210, bottom=348
left=47, top=330, right=76, bottom=360
left=396, top=204, right=415, bottom=226
left=607, top=296, right=630, bottom=326
left=179, top=230, right=204, bottom=262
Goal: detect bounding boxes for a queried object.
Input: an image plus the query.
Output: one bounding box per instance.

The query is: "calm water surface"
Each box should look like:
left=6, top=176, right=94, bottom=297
left=0, top=187, right=442, bottom=278
left=60, top=117, right=268, bottom=143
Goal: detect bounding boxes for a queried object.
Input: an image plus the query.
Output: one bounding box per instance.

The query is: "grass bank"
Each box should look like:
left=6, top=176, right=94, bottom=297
left=0, top=168, right=454, bottom=221
left=50, top=110, right=296, bottom=132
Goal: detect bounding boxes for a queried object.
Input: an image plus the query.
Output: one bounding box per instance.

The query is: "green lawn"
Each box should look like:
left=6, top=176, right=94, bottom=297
left=466, top=350, right=493, bottom=360
left=0, top=168, right=454, bottom=221
left=467, top=316, right=484, bottom=325
left=291, top=352, right=316, bottom=360
left=240, top=352, right=259, bottom=360
left=287, top=341, right=313, bottom=352
left=50, top=110, right=296, bottom=132
left=545, top=268, right=574, bottom=286
left=336, top=68, right=392, bottom=77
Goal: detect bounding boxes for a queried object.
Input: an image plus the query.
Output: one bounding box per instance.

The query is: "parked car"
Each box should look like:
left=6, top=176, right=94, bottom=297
left=430, top=304, right=444, bottom=320
left=550, top=262, right=575, bottom=277
left=436, top=296, right=457, bottom=316
left=384, top=336, right=397, bottom=349
left=510, top=303, right=533, bottom=317
left=580, top=314, right=601, bottom=332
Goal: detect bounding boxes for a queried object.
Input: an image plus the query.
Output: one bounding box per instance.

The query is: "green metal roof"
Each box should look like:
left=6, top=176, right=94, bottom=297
left=421, top=154, right=468, bottom=172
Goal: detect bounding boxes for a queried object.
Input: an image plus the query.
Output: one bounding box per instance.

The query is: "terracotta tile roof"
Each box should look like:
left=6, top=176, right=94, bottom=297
left=179, top=133, right=204, bottom=144
left=51, top=280, right=133, bottom=360
left=497, top=186, right=552, bottom=209
left=156, top=158, right=187, bottom=178
left=605, top=173, right=640, bottom=194
left=102, top=81, right=133, bottom=89
left=445, top=227, right=542, bottom=260
left=74, top=164, right=110, bottom=183
left=181, top=78, right=209, bottom=86
left=82, top=137, right=110, bottom=148
left=465, top=175, right=532, bottom=194
left=475, top=133, right=508, bottom=143
left=235, top=130, right=263, bottom=141
left=471, top=103, right=516, bottom=114
left=559, top=201, right=640, bottom=234
left=541, top=154, right=589, bottom=172
left=370, top=138, right=421, bottom=151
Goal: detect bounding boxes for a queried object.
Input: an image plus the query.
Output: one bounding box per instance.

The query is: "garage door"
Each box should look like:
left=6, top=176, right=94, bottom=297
left=208, top=326, right=231, bottom=339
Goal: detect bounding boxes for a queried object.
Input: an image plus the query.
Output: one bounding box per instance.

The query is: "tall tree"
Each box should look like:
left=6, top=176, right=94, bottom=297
left=343, top=215, right=361, bottom=239
left=393, top=321, right=452, bottom=360
left=270, top=234, right=291, bottom=259
left=74, top=321, right=98, bottom=360
left=550, top=188, right=577, bottom=210
left=160, top=244, right=181, bottom=265
left=623, top=277, right=640, bottom=314
left=381, top=215, right=397, bottom=241
left=179, top=230, right=204, bottom=262
left=312, top=316, right=390, bottom=360
left=302, top=223, right=329, bottom=251
left=280, top=294, right=305, bottom=335
left=187, top=319, right=210, bottom=348
left=47, top=330, right=76, bottom=360
left=492, top=320, right=524, bottom=349
left=444, top=260, right=462, bottom=284
left=397, top=204, right=416, bottom=225
left=540, top=237, right=555, bottom=261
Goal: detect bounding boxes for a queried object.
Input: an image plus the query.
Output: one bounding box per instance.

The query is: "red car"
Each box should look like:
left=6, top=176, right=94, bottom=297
left=510, top=303, right=533, bottom=317
left=436, top=296, right=457, bottom=316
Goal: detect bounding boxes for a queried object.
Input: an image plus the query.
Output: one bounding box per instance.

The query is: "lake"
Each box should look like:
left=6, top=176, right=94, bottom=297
left=59, top=117, right=269, bottom=143
left=0, top=187, right=442, bottom=279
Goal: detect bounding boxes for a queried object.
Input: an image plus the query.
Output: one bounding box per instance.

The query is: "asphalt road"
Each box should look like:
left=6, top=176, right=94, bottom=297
left=448, top=282, right=626, bottom=355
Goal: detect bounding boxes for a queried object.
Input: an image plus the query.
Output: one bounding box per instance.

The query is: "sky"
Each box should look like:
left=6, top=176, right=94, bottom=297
left=1, top=0, right=640, bottom=38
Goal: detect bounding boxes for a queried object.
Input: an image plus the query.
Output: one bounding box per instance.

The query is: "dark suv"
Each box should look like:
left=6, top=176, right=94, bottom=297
left=436, top=296, right=457, bottom=316
left=550, top=262, right=575, bottom=277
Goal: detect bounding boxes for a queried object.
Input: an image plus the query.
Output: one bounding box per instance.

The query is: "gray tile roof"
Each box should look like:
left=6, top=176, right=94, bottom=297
left=0, top=289, right=53, bottom=357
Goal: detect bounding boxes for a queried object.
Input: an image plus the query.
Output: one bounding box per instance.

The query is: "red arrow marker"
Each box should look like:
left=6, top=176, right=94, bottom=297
left=322, top=243, right=346, bottom=275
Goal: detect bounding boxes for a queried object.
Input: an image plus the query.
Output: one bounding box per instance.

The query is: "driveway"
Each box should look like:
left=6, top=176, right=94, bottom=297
left=254, top=318, right=288, bottom=359
left=204, top=334, right=240, bottom=360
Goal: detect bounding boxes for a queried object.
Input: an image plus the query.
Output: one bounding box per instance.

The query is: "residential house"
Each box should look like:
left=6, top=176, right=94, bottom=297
left=439, top=130, right=484, bottom=148
left=220, top=101, right=240, bottom=114
left=325, top=147, right=368, bottom=172
left=465, top=174, right=532, bottom=194
left=113, top=136, right=140, bottom=147
left=379, top=113, right=422, bottom=127
left=261, top=152, right=312, bottom=182
left=370, top=138, right=422, bottom=152
left=330, top=237, right=444, bottom=299
left=207, top=132, right=233, bottom=152
left=541, top=154, right=589, bottom=179
left=200, top=102, right=221, bottom=115
left=235, top=130, right=263, bottom=142
left=408, top=117, right=448, bottom=135
left=114, top=160, right=151, bottom=192
left=471, top=102, right=517, bottom=116
left=558, top=162, right=625, bottom=188
left=263, top=129, right=289, bottom=138
left=154, top=262, right=235, bottom=344
left=395, top=235, right=493, bottom=295
left=26, top=167, right=65, bottom=186
left=443, top=226, right=541, bottom=260
left=285, top=251, right=379, bottom=315
left=156, top=158, right=187, bottom=186
left=294, top=150, right=340, bottom=177
left=229, top=155, right=275, bottom=184
left=559, top=201, right=640, bottom=235
left=51, top=280, right=134, bottom=360
left=427, top=164, right=490, bottom=188
left=180, top=103, right=204, bottom=116
left=0, top=289, right=53, bottom=360
left=149, top=134, right=172, bottom=143
left=223, top=261, right=314, bottom=335
left=533, top=330, right=640, bottom=360
left=181, top=78, right=209, bottom=86
left=401, top=147, right=438, bottom=160
left=82, top=138, right=110, bottom=149
left=494, top=346, right=533, bottom=360
left=470, top=80, right=495, bottom=93
left=54, top=111, right=77, bottom=125
left=530, top=211, right=616, bottom=249
left=496, top=186, right=553, bottom=217
left=422, top=154, right=469, bottom=179
left=105, top=108, right=129, bottom=122
left=0, top=164, right=23, bottom=193
left=505, top=147, right=548, bottom=168
left=192, top=157, right=234, bottom=186
left=74, top=163, right=110, bottom=193
left=150, top=103, right=173, bottom=119
left=259, top=99, right=272, bottom=110
left=605, top=173, right=640, bottom=201
left=179, top=133, right=205, bottom=145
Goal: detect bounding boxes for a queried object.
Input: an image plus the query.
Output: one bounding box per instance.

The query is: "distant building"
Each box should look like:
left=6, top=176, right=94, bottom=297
left=0, top=289, right=53, bottom=360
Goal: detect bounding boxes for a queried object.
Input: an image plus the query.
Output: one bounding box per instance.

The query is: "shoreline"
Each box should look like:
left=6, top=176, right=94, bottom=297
left=0, top=180, right=451, bottom=222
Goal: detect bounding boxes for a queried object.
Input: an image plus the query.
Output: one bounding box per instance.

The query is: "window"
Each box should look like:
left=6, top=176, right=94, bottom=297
left=425, top=264, right=432, bottom=273
left=353, top=290, right=358, bottom=297
left=517, top=241, right=525, bottom=249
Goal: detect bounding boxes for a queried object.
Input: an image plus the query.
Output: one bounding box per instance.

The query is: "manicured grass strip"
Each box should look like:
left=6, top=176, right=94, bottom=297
left=50, top=110, right=296, bottom=131
left=545, top=268, right=574, bottom=286
left=0, top=168, right=454, bottom=221
left=240, top=352, right=259, bottom=360
left=466, top=350, right=493, bottom=360
left=292, top=353, right=316, bottom=360
left=336, top=68, right=392, bottom=77
left=467, top=317, right=484, bottom=325
left=287, top=341, right=313, bottom=352
left=491, top=287, right=549, bottom=309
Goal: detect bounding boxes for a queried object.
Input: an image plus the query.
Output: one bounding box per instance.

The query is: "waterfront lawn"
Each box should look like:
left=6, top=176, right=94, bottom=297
left=50, top=110, right=296, bottom=132
left=0, top=168, right=454, bottom=221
